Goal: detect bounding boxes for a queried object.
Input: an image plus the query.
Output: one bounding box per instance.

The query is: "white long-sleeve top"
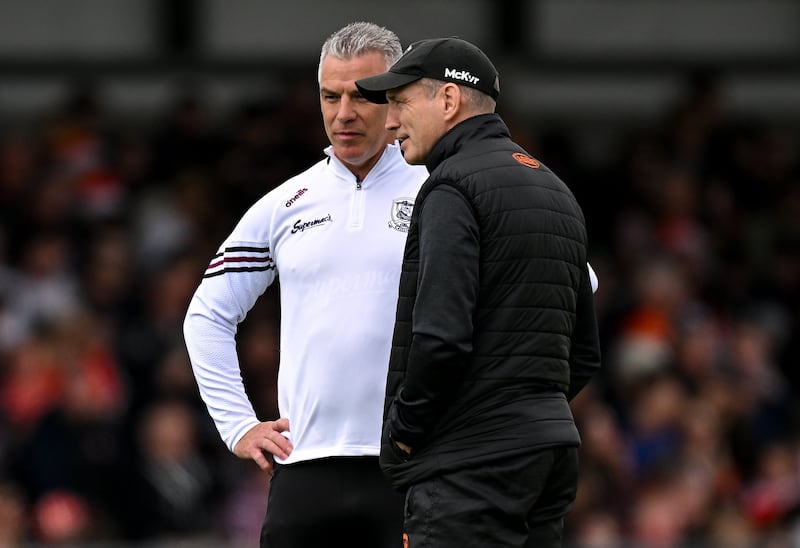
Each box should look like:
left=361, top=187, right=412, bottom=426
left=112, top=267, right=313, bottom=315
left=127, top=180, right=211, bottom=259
left=183, top=143, right=427, bottom=464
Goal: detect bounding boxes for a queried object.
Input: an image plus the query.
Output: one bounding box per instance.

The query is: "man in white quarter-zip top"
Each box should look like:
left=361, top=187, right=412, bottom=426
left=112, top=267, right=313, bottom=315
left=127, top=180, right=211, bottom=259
left=183, top=21, right=427, bottom=548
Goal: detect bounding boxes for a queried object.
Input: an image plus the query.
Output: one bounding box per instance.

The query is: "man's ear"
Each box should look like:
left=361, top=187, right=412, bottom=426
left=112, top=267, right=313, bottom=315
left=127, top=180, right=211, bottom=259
left=441, top=83, right=462, bottom=123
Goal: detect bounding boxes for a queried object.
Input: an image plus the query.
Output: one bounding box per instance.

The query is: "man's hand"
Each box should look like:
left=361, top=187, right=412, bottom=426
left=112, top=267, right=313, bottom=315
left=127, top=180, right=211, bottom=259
left=234, top=418, right=293, bottom=474
left=395, top=440, right=412, bottom=454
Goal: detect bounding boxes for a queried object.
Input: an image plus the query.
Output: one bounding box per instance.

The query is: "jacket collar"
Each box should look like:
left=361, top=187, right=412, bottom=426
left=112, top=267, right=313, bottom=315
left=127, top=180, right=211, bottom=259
left=425, top=113, right=511, bottom=173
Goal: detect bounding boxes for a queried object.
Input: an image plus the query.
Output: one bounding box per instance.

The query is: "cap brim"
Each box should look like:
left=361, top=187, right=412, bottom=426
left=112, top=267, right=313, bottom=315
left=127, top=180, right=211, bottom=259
left=355, top=72, right=422, bottom=104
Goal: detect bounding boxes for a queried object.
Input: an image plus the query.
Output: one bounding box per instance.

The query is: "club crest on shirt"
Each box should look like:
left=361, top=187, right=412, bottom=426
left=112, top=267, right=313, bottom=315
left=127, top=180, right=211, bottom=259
left=388, top=197, right=414, bottom=232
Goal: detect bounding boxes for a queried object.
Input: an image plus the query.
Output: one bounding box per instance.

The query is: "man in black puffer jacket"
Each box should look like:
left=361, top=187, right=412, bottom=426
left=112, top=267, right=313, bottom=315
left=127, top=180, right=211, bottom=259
left=356, top=37, right=601, bottom=548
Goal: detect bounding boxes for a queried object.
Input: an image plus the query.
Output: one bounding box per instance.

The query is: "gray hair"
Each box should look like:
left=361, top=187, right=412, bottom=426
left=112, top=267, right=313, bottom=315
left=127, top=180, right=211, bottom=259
left=318, top=22, right=403, bottom=82
left=418, top=78, right=496, bottom=113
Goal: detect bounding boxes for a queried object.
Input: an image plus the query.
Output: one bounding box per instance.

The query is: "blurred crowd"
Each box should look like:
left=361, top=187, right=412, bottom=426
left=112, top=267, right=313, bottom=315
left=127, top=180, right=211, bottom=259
left=0, top=70, right=797, bottom=547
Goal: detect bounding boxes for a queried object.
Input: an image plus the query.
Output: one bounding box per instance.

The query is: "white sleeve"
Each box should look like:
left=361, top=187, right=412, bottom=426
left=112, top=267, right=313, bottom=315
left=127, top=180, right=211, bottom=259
left=183, top=206, right=277, bottom=453
left=588, top=262, right=599, bottom=293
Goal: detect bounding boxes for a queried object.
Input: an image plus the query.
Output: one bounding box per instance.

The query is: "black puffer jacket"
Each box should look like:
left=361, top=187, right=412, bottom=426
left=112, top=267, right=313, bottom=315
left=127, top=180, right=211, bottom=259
left=380, top=114, right=601, bottom=489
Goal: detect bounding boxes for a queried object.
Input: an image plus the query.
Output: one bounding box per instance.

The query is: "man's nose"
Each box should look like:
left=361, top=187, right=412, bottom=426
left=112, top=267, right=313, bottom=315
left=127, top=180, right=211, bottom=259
left=385, top=109, right=399, bottom=130
left=337, top=96, right=357, bottom=121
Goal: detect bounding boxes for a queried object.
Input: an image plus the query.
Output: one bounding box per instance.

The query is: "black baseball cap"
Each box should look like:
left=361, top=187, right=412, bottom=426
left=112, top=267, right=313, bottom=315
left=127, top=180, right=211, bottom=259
left=356, top=37, right=500, bottom=104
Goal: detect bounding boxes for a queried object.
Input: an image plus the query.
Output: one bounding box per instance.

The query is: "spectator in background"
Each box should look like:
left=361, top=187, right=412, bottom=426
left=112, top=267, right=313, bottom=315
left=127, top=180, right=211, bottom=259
left=120, top=397, right=217, bottom=541
left=183, top=21, right=428, bottom=548
left=0, top=481, right=27, bottom=545
left=9, top=306, right=127, bottom=540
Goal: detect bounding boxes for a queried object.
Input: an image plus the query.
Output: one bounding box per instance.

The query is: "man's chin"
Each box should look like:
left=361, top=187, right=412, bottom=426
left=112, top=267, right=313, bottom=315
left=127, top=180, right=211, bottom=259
left=333, top=147, right=366, bottom=164
left=400, top=149, right=422, bottom=165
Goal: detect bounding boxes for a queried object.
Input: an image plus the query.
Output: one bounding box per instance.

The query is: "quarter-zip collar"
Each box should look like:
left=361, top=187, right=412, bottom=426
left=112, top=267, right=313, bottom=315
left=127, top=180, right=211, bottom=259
left=324, top=142, right=406, bottom=187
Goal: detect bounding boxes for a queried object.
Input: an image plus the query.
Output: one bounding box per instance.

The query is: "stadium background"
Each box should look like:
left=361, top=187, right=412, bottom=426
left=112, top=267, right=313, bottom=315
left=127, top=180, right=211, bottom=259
left=0, top=0, right=798, bottom=545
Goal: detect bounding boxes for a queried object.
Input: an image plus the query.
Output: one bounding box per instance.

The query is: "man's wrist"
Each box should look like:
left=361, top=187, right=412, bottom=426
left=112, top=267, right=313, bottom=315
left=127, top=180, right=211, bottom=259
left=395, top=439, right=412, bottom=454
left=389, top=431, right=412, bottom=454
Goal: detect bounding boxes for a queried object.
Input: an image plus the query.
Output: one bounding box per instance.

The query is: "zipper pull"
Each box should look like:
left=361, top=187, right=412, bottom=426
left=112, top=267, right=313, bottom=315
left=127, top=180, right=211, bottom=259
left=356, top=175, right=362, bottom=190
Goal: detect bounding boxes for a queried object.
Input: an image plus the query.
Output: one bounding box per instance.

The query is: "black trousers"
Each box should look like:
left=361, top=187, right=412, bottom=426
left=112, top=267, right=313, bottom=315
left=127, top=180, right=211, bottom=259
left=260, top=456, right=405, bottom=548
left=403, top=446, right=579, bottom=548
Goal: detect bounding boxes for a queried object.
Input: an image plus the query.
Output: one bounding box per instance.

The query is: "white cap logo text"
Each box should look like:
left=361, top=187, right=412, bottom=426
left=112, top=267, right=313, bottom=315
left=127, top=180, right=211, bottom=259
left=444, top=68, right=480, bottom=85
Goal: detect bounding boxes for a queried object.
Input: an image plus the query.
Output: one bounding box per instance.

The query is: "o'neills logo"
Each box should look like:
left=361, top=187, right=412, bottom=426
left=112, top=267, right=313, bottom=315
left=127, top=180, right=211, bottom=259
left=388, top=197, right=414, bottom=232
left=285, top=188, right=308, bottom=207
left=444, top=68, right=480, bottom=85
left=292, top=214, right=332, bottom=233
